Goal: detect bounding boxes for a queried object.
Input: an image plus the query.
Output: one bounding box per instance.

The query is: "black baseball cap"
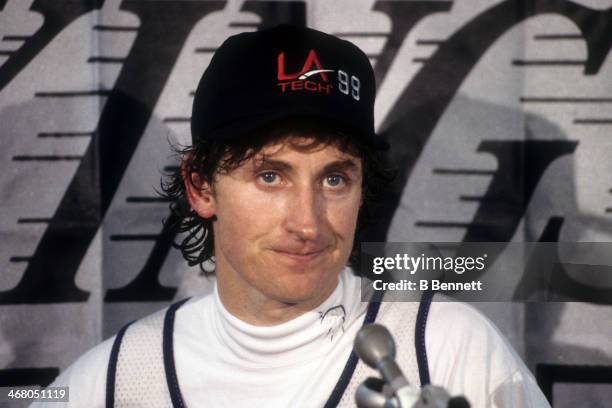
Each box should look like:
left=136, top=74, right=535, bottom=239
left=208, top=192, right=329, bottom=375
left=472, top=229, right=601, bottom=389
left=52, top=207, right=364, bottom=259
left=191, top=24, right=389, bottom=150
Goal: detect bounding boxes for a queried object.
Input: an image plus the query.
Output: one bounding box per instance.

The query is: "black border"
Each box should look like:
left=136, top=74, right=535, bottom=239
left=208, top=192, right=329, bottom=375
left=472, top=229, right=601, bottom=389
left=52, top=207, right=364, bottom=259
left=536, top=364, right=612, bottom=405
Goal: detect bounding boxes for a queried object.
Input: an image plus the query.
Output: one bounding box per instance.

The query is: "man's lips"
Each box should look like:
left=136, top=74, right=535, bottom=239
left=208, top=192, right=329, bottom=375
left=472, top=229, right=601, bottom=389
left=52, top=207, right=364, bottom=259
left=270, top=246, right=329, bottom=262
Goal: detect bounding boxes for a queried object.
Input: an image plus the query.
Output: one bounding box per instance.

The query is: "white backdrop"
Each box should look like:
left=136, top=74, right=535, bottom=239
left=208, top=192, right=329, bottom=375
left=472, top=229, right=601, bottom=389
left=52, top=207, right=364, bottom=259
left=1, top=0, right=612, bottom=406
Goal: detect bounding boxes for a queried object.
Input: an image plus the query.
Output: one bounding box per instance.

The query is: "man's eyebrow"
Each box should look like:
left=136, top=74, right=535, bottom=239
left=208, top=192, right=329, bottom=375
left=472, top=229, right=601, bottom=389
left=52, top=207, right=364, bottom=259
left=250, top=158, right=360, bottom=175
left=320, top=159, right=360, bottom=175
left=251, top=158, right=292, bottom=172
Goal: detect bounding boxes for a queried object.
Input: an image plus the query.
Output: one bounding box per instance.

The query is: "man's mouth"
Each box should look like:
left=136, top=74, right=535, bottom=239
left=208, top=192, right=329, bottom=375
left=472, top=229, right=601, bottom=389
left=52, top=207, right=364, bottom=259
left=271, top=247, right=329, bottom=263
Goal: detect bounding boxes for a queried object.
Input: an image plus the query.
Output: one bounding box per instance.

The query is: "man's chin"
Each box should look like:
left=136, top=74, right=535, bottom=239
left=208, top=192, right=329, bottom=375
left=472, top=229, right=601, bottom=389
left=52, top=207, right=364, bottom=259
left=265, top=272, right=339, bottom=305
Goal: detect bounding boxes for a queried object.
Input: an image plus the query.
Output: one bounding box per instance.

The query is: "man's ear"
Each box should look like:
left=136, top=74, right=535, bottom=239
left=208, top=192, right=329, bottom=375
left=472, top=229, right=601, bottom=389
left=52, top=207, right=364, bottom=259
left=183, top=160, right=216, bottom=219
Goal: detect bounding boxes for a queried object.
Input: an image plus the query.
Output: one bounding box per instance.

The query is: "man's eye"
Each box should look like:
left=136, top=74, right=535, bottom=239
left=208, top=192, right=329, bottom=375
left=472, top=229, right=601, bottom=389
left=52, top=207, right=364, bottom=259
left=325, top=174, right=346, bottom=188
left=259, top=172, right=279, bottom=184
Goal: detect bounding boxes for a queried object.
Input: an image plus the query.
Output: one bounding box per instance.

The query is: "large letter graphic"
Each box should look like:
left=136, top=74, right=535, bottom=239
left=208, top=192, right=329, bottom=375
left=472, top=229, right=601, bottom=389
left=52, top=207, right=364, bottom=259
left=367, top=0, right=612, bottom=242
left=0, top=1, right=225, bottom=304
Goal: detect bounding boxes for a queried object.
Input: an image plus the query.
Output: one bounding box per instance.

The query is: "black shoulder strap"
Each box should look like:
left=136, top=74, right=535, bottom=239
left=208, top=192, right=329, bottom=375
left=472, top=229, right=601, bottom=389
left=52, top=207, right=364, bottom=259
left=323, top=289, right=384, bottom=408
left=106, top=321, right=134, bottom=408
left=105, top=298, right=190, bottom=408
left=415, top=291, right=435, bottom=386
left=163, top=297, right=191, bottom=408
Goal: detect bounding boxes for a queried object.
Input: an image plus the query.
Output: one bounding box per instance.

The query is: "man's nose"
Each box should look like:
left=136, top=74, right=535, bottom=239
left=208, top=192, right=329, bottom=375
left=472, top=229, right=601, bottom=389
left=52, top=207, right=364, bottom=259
left=284, top=184, right=323, bottom=241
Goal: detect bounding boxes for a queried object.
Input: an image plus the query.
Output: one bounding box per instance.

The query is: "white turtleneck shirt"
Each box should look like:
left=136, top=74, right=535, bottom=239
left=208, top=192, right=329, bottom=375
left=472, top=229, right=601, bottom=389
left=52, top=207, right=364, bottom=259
left=173, top=268, right=368, bottom=406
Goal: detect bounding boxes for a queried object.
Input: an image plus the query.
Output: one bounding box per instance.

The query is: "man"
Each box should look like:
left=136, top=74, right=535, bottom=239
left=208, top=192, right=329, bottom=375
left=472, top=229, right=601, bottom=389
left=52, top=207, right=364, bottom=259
left=36, top=25, right=549, bottom=407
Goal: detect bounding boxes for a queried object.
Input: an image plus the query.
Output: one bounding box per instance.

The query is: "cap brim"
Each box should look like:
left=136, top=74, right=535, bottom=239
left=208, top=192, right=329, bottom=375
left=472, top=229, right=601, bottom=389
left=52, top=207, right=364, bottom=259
left=200, top=107, right=390, bottom=151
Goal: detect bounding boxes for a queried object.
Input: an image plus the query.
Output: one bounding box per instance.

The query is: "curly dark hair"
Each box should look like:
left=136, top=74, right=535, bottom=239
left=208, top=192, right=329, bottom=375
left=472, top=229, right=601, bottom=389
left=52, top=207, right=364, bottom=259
left=161, top=118, right=394, bottom=274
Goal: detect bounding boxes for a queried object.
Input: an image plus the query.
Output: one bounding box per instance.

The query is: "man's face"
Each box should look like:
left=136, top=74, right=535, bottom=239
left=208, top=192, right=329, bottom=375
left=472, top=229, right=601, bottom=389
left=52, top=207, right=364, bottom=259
left=188, top=135, right=362, bottom=320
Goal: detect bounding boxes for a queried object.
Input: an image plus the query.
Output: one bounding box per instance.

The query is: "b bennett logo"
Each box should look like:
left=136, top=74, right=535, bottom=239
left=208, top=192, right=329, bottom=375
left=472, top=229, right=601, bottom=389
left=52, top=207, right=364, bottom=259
left=277, top=49, right=334, bottom=94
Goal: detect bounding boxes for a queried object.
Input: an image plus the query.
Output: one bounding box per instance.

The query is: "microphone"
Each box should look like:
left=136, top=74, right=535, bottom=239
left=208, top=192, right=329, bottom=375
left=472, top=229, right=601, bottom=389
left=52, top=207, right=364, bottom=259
left=354, top=324, right=420, bottom=406
left=354, top=323, right=470, bottom=408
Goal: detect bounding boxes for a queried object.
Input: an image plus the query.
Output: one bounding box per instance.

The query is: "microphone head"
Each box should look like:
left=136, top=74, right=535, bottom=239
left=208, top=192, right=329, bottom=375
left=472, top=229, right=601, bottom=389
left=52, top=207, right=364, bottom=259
left=354, top=323, right=396, bottom=368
